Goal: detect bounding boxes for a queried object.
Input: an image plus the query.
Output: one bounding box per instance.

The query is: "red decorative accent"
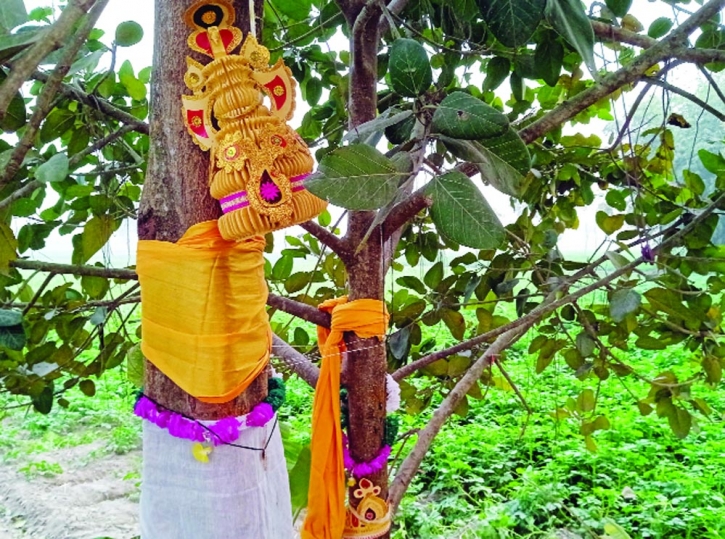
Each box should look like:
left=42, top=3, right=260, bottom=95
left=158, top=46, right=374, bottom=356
left=186, top=109, right=209, bottom=138
left=264, top=75, right=288, bottom=111
left=194, top=29, right=235, bottom=55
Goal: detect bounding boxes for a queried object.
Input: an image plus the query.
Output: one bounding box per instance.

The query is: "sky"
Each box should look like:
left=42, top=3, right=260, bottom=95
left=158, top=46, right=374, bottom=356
left=15, top=0, right=717, bottom=265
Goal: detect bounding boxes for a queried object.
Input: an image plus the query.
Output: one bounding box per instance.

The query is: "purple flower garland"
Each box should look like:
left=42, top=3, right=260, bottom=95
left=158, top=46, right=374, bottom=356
left=342, top=434, right=391, bottom=478
left=134, top=395, right=275, bottom=446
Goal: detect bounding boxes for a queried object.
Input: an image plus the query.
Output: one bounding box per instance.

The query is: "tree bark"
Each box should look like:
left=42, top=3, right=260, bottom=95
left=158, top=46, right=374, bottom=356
left=138, top=0, right=267, bottom=419
left=342, top=1, right=390, bottom=531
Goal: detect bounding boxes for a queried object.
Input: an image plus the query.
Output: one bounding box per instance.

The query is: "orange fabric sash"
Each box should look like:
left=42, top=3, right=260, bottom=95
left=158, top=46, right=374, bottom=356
left=302, top=297, right=389, bottom=539
left=136, top=220, right=271, bottom=403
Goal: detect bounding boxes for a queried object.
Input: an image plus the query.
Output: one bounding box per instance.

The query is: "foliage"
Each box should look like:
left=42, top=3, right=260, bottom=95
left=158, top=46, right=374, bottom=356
left=1, top=0, right=725, bottom=533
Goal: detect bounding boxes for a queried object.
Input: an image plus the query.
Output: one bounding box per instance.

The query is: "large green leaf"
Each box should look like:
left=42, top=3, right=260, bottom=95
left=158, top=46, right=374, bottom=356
left=440, top=129, right=530, bottom=197
left=76, top=215, right=116, bottom=264
left=0, top=310, right=25, bottom=350
left=0, top=0, right=27, bottom=32
left=605, top=0, right=632, bottom=17
left=534, top=32, right=564, bottom=86
left=426, top=170, right=505, bottom=249
left=0, top=91, right=26, bottom=131
left=0, top=30, right=39, bottom=62
left=274, top=0, right=313, bottom=21
left=305, top=144, right=406, bottom=210
left=609, top=288, right=641, bottom=322
left=482, top=57, right=510, bottom=92
left=389, top=38, right=432, bottom=97
left=432, top=92, right=509, bottom=140
left=115, top=21, right=143, bottom=47
left=545, top=0, right=597, bottom=77
left=288, top=445, right=311, bottom=517
left=35, top=153, right=69, bottom=184
left=343, top=109, right=413, bottom=143
left=478, top=0, right=546, bottom=47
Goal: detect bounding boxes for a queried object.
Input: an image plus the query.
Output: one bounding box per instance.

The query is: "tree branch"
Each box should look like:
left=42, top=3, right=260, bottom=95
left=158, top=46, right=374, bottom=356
left=645, top=77, right=725, bottom=121
left=10, top=259, right=137, bottom=280
left=381, top=192, right=432, bottom=241
left=271, top=334, right=320, bottom=387
left=0, top=180, right=41, bottom=211
left=591, top=20, right=725, bottom=66
left=267, top=292, right=331, bottom=328
left=17, top=68, right=150, bottom=135
left=69, top=123, right=138, bottom=168
left=0, top=0, right=98, bottom=121
left=519, top=0, right=725, bottom=144
left=0, top=0, right=111, bottom=191
left=298, top=220, right=352, bottom=261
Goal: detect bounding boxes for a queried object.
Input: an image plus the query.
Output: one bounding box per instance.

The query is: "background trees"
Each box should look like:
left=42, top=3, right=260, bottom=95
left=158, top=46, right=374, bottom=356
left=1, top=0, right=725, bottom=535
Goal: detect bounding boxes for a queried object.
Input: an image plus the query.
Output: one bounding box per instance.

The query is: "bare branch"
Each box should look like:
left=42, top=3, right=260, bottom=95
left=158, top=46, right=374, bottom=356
left=267, top=293, right=331, bottom=328
left=10, top=259, right=137, bottom=280
left=381, top=193, right=432, bottom=241
left=298, top=220, right=352, bottom=261
left=591, top=20, right=725, bottom=65
left=0, top=0, right=98, bottom=121
left=271, top=334, right=320, bottom=387
left=520, top=0, right=725, bottom=144
left=0, top=180, right=41, bottom=211
left=0, top=0, right=111, bottom=191
left=645, top=77, right=725, bottom=121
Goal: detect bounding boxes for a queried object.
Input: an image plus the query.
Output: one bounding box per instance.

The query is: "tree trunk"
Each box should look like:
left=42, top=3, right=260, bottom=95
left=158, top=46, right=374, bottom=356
left=343, top=2, right=389, bottom=534
left=138, top=0, right=267, bottom=419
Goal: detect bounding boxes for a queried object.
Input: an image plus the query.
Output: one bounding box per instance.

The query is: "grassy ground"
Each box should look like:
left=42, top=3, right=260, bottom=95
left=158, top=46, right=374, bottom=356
left=1, top=312, right=724, bottom=539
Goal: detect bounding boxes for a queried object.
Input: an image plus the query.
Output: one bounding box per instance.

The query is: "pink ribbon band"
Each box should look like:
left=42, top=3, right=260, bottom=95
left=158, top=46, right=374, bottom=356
left=219, top=173, right=310, bottom=215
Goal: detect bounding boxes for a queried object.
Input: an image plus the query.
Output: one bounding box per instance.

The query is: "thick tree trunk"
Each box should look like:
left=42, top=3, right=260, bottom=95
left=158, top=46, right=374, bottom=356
left=343, top=2, right=389, bottom=533
left=138, top=0, right=267, bottom=417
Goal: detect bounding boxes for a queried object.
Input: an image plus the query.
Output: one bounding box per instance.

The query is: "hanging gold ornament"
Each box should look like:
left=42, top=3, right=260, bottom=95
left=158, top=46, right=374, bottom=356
left=181, top=0, right=327, bottom=240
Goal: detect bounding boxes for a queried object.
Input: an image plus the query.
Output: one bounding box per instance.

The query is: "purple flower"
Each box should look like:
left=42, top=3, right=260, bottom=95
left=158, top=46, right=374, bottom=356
left=641, top=243, right=655, bottom=264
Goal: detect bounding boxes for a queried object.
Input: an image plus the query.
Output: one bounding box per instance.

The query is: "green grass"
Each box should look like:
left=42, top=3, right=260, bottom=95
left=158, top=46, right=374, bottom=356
left=1, top=314, right=723, bottom=539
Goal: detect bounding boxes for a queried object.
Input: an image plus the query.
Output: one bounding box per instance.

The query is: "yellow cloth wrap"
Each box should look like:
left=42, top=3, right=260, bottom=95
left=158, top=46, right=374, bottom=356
left=136, top=220, right=271, bottom=403
left=302, top=297, right=390, bottom=539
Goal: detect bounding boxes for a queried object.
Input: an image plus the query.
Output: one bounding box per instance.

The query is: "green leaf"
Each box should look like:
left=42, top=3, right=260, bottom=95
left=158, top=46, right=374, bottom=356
left=603, top=520, right=633, bottom=539
left=0, top=30, right=39, bottom=62
left=442, top=308, right=466, bottom=340
left=635, top=335, right=667, bottom=350
left=441, top=132, right=529, bottom=197
left=272, top=255, right=294, bottom=281
left=275, top=0, right=313, bottom=20
left=78, top=216, right=115, bottom=264
left=545, top=0, right=597, bottom=77
left=482, top=57, right=510, bottom=93
left=510, top=71, right=524, bottom=101
left=478, top=0, right=546, bottom=47
left=577, top=388, right=595, bottom=412
left=605, top=0, right=631, bottom=17
left=0, top=91, right=26, bottom=132
left=0, top=0, right=27, bottom=32
left=667, top=407, right=691, bottom=439
left=0, top=322, right=25, bottom=350
left=32, top=385, right=53, bottom=414
left=115, top=21, right=144, bottom=47
left=535, top=33, right=564, bottom=86
left=432, top=92, right=509, bottom=140
left=609, top=288, right=641, bottom=323
left=35, top=153, right=69, bottom=184
left=343, top=109, right=414, bottom=144
left=575, top=332, right=595, bottom=358
left=126, top=343, right=144, bottom=388
left=119, top=60, right=147, bottom=100
left=0, top=223, right=17, bottom=274
left=289, top=446, right=311, bottom=516
left=427, top=170, right=505, bottom=250
left=306, top=144, right=405, bottom=210
left=648, top=17, right=673, bottom=39
left=0, top=309, right=22, bottom=327
left=389, top=38, right=432, bottom=97
left=79, top=379, right=96, bottom=397
left=424, top=262, right=444, bottom=289
left=595, top=211, right=624, bottom=234
left=699, top=149, right=725, bottom=176
left=40, top=109, right=75, bottom=144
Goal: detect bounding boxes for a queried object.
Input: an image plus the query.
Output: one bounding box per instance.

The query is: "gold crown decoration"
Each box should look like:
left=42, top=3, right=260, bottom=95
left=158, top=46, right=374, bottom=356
left=342, top=479, right=392, bottom=539
left=180, top=0, right=327, bottom=241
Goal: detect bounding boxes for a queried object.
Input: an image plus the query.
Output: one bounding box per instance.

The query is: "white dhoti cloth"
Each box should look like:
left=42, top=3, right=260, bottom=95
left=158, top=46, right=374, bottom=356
left=140, top=417, right=293, bottom=538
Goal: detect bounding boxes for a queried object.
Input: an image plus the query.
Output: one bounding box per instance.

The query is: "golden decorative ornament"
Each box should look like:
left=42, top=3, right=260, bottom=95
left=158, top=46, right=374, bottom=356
left=180, top=0, right=326, bottom=240
left=342, top=478, right=392, bottom=539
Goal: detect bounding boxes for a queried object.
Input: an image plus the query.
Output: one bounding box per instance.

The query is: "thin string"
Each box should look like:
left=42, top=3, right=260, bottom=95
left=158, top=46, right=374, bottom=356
left=140, top=393, right=278, bottom=453
left=249, top=0, right=256, bottom=36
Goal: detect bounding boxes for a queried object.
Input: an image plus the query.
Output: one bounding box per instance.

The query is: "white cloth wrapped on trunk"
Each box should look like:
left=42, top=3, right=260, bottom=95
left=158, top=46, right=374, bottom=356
left=140, top=416, right=293, bottom=538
